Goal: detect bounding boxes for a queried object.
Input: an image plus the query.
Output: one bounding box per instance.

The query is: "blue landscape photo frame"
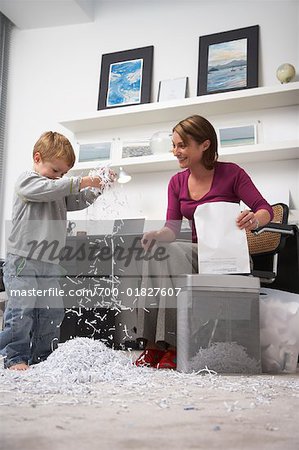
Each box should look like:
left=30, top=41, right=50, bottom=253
left=217, top=124, right=257, bottom=148
left=78, top=142, right=112, bottom=163
left=197, top=25, right=259, bottom=96
left=98, top=46, right=154, bottom=110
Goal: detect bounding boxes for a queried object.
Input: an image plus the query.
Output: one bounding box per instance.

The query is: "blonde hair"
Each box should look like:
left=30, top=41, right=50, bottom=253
left=33, top=131, right=76, bottom=168
left=173, top=115, right=218, bottom=170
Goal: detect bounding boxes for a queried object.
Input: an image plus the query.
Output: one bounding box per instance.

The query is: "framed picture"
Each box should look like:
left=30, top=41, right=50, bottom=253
left=157, top=77, right=188, bottom=102
left=197, top=25, right=259, bottom=96
left=217, top=124, right=257, bottom=148
left=122, top=139, right=152, bottom=158
left=97, top=46, right=154, bottom=110
left=78, top=142, right=112, bottom=163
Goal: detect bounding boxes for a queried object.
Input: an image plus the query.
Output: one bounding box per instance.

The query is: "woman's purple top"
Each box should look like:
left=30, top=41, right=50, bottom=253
left=165, top=161, right=274, bottom=243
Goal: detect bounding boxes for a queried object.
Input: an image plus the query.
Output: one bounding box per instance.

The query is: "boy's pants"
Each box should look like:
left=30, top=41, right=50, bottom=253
left=0, top=254, right=65, bottom=368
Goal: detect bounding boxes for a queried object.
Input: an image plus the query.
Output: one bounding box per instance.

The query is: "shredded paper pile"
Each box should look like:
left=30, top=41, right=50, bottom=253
left=190, top=342, right=261, bottom=374
left=0, top=337, right=298, bottom=410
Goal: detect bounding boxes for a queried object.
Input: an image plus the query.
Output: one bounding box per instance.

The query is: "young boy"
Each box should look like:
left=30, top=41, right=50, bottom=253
left=0, top=131, right=115, bottom=370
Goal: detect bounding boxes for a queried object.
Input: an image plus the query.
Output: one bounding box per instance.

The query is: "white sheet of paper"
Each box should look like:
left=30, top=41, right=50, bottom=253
left=194, top=202, right=251, bottom=274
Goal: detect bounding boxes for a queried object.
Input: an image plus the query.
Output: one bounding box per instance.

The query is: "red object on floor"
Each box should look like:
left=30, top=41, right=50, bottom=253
left=134, top=348, right=166, bottom=368
left=156, top=349, right=177, bottom=369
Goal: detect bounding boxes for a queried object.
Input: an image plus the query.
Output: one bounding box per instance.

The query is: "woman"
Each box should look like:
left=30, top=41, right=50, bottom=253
left=135, top=115, right=273, bottom=369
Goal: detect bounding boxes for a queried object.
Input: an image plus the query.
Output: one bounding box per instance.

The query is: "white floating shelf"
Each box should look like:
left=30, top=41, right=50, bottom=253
left=219, top=140, right=299, bottom=164
left=60, top=82, right=299, bottom=134
left=69, top=140, right=299, bottom=175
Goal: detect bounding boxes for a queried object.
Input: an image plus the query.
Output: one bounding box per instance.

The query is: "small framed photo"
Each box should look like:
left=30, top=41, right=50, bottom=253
left=217, top=124, right=257, bottom=148
left=78, top=142, right=112, bottom=163
left=157, top=77, right=188, bottom=102
left=121, top=140, right=152, bottom=158
left=97, top=46, right=154, bottom=110
left=197, top=25, right=259, bottom=96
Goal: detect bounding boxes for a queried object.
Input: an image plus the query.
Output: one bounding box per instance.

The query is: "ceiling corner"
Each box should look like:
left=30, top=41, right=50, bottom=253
left=0, top=0, right=96, bottom=30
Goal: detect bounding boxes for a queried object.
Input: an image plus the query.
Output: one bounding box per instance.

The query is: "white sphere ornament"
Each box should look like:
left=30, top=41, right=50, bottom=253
left=276, top=63, right=296, bottom=84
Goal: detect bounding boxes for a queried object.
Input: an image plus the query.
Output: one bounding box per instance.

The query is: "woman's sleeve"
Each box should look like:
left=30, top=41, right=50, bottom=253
left=164, top=176, right=183, bottom=237
left=235, top=168, right=274, bottom=220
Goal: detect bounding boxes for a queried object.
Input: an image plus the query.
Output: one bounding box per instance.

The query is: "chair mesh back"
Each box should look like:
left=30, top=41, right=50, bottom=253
left=246, top=204, right=288, bottom=256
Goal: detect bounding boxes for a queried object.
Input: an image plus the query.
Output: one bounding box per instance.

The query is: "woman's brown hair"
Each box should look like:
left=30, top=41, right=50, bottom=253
left=173, top=115, right=218, bottom=170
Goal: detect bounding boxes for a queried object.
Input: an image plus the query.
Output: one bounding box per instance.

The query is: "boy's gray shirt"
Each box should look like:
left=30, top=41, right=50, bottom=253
left=7, top=171, right=99, bottom=263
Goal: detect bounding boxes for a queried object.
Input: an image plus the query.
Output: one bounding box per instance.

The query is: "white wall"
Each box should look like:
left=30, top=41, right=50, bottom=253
left=1, top=0, right=299, bottom=256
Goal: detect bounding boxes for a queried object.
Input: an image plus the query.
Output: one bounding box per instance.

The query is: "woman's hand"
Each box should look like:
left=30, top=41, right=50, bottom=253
left=141, top=231, right=159, bottom=251
left=140, top=227, right=176, bottom=251
left=236, top=209, right=259, bottom=231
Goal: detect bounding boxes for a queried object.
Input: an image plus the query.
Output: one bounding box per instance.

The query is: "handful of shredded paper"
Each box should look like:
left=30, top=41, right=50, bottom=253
left=88, top=166, right=116, bottom=195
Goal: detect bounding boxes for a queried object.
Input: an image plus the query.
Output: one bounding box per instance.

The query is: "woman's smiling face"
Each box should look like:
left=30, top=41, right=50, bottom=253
left=172, top=131, right=210, bottom=169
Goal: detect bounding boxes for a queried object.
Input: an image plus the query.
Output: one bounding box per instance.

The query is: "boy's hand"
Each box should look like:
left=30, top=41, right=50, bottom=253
left=106, top=169, right=117, bottom=183
left=80, top=169, right=117, bottom=191
left=80, top=176, right=103, bottom=190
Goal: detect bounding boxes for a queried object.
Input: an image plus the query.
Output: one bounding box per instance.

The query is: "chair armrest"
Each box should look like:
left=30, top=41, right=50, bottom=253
left=253, top=222, right=296, bottom=236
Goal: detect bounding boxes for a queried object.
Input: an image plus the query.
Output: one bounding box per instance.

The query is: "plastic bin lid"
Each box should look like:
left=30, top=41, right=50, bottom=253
left=176, top=274, right=260, bottom=292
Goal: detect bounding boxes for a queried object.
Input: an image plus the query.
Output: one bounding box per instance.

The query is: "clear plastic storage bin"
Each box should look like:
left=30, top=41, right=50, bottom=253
left=260, top=288, right=299, bottom=374
left=177, top=274, right=261, bottom=374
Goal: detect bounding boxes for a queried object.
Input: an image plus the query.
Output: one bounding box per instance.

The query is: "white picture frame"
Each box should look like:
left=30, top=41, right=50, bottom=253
left=78, top=142, right=112, bottom=163
left=217, top=124, right=257, bottom=148
left=121, top=139, right=152, bottom=158
left=157, top=77, right=188, bottom=102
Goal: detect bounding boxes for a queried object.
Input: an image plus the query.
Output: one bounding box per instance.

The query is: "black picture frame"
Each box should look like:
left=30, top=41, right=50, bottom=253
left=97, top=45, right=154, bottom=110
left=197, top=25, right=259, bottom=96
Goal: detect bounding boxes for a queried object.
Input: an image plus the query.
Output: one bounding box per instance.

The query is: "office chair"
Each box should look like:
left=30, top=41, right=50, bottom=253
left=246, top=203, right=298, bottom=285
